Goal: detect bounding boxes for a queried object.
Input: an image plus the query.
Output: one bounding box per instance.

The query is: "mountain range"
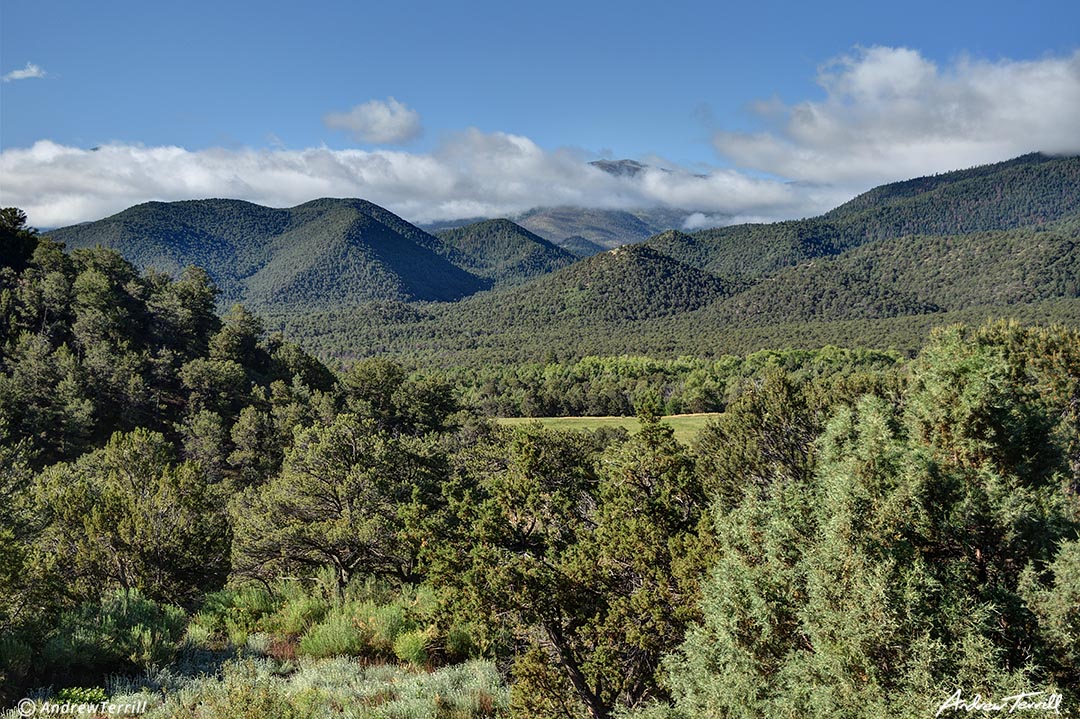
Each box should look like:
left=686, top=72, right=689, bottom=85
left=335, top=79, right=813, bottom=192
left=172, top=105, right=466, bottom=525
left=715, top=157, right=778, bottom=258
left=45, top=152, right=1080, bottom=365
left=49, top=198, right=561, bottom=310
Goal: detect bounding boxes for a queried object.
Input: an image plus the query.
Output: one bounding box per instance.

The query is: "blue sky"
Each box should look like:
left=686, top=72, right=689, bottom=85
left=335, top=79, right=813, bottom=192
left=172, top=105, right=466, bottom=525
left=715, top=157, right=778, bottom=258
left=2, top=0, right=1079, bottom=227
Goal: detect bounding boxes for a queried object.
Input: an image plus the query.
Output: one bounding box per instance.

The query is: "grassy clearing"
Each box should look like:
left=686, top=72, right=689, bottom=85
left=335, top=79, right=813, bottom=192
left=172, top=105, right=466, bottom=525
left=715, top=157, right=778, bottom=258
left=495, top=413, right=720, bottom=445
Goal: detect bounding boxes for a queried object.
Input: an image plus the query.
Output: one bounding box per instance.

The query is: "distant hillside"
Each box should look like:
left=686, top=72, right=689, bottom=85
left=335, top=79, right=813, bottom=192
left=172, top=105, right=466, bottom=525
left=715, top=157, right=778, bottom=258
left=514, top=207, right=693, bottom=253
left=829, top=216, right=1080, bottom=309
left=558, top=235, right=608, bottom=257
left=38, top=151, right=1080, bottom=369
left=48, top=198, right=487, bottom=311
left=267, top=154, right=1080, bottom=367
left=433, top=219, right=576, bottom=286
left=451, top=244, right=729, bottom=326
left=825, top=152, right=1077, bottom=222
left=701, top=263, right=942, bottom=326
left=647, top=153, right=1080, bottom=282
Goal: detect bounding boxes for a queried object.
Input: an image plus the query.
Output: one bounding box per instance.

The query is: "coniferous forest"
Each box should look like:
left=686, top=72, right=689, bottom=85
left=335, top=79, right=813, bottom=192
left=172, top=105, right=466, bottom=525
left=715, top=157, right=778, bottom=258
left=2, top=154, right=1080, bottom=719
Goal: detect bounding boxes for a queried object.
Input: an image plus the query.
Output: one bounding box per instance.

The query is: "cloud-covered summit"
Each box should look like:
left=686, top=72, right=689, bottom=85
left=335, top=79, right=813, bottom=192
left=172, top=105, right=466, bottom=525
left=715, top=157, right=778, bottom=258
left=1, top=134, right=831, bottom=229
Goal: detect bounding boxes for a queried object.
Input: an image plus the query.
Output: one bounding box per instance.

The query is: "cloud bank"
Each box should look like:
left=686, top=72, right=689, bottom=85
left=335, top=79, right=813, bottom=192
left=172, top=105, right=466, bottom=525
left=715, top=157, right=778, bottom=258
left=2, top=62, right=47, bottom=82
left=714, top=46, right=1080, bottom=186
left=1, top=133, right=831, bottom=228
left=3, top=47, right=1078, bottom=229
left=323, top=97, right=422, bottom=144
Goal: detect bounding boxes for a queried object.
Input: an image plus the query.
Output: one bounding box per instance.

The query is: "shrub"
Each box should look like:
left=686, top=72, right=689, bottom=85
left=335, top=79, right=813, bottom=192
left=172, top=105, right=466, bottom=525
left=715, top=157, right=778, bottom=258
left=297, top=604, right=370, bottom=658
left=55, top=686, right=108, bottom=703
left=393, top=628, right=433, bottom=666
left=365, top=601, right=414, bottom=654
left=443, top=623, right=480, bottom=663
left=186, top=587, right=280, bottom=648
left=153, top=659, right=302, bottom=719
left=43, top=589, right=187, bottom=674
left=0, top=634, right=33, bottom=690
left=231, top=586, right=278, bottom=619
left=182, top=621, right=213, bottom=648
left=268, top=592, right=328, bottom=638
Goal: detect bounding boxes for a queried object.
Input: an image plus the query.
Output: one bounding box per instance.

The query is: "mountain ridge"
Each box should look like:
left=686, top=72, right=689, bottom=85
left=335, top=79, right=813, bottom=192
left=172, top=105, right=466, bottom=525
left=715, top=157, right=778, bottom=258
left=39, top=151, right=1080, bottom=365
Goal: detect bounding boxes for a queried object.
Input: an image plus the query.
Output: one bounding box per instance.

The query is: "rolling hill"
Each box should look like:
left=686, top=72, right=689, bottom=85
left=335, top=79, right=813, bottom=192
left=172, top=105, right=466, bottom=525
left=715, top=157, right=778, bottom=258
left=448, top=243, right=729, bottom=326
left=48, top=198, right=487, bottom=311
left=432, top=219, right=577, bottom=286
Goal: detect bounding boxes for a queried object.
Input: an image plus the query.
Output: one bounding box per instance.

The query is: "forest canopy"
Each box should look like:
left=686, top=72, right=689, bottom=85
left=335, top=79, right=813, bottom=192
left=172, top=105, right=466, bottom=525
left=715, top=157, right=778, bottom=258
left=1, top=209, right=1078, bottom=718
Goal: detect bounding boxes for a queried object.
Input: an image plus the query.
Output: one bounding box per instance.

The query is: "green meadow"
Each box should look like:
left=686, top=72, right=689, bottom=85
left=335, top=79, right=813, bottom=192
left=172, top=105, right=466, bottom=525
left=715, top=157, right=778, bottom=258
left=495, top=413, right=721, bottom=445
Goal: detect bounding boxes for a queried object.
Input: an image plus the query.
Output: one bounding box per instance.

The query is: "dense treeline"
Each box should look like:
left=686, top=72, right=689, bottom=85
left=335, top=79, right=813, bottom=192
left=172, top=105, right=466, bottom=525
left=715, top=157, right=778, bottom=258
left=444, top=349, right=902, bottom=417
left=0, top=208, right=336, bottom=469
left=660, top=323, right=1080, bottom=718
left=270, top=295, right=1080, bottom=371
left=2, top=209, right=1079, bottom=717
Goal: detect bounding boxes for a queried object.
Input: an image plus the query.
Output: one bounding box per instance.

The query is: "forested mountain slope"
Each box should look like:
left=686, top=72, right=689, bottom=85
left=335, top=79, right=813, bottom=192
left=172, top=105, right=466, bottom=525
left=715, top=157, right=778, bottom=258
left=48, top=198, right=487, bottom=311
left=433, top=219, right=576, bottom=285
left=647, top=152, right=1080, bottom=281
left=690, top=215, right=1080, bottom=326
left=270, top=216, right=1080, bottom=367
left=448, top=244, right=729, bottom=326
left=36, top=152, right=1080, bottom=368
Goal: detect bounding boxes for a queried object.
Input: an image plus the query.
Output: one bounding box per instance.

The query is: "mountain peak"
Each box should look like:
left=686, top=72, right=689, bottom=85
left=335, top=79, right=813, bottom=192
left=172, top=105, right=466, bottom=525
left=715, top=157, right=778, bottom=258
left=590, top=159, right=649, bottom=177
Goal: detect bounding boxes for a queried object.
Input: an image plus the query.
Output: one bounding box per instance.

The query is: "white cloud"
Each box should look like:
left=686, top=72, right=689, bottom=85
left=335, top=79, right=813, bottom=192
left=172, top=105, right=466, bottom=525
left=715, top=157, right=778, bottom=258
left=2, top=62, right=47, bottom=82
left=5, top=47, right=1076, bottom=230
left=323, top=97, right=422, bottom=144
left=0, top=135, right=831, bottom=229
left=713, top=46, right=1080, bottom=186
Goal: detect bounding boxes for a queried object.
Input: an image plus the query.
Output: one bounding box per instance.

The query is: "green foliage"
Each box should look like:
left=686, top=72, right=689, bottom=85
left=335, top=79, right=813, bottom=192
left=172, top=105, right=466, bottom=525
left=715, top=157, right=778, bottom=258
left=186, top=586, right=282, bottom=648
left=266, top=587, right=330, bottom=639
left=341, top=357, right=460, bottom=434
left=55, top=686, right=109, bottom=703
left=432, top=420, right=710, bottom=717
left=659, top=323, right=1080, bottom=718
left=0, top=207, right=40, bottom=271
left=393, top=629, right=433, bottom=666
left=297, top=604, right=372, bottom=658
left=34, top=428, right=231, bottom=605
left=434, top=219, right=576, bottom=285
left=231, top=413, right=446, bottom=587
left=43, top=589, right=187, bottom=675
left=0, top=228, right=334, bottom=477
left=1023, top=539, right=1080, bottom=670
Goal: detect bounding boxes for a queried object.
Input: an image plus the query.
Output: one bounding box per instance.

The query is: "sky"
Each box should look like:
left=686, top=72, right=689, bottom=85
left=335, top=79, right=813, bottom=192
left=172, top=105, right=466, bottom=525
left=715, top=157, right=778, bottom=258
left=1, top=0, right=1079, bottom=228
